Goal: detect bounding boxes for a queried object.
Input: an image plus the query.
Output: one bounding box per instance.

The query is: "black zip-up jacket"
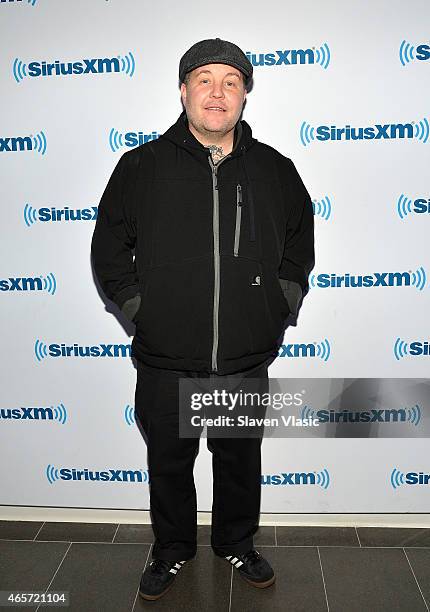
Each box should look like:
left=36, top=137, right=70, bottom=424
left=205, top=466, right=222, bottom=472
left=91, top=111, right=315, bottom=375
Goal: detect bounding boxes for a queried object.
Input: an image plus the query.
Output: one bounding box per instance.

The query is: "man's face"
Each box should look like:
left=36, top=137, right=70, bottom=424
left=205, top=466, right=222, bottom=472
left=180, top=63, right=247, bottom=139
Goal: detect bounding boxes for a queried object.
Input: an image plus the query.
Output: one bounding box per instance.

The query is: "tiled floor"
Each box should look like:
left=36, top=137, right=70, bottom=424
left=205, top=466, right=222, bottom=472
left=1, top=521, right=430, bottom=611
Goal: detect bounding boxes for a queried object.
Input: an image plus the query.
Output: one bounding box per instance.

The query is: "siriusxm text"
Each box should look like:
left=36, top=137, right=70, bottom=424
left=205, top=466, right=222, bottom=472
left=316, top=272, right=416, bottom=288
left=46, top=343, right=131, bottom=357
left=317, top=123, right=414, bottom=141
left=27, top=58, right=122, bottom=77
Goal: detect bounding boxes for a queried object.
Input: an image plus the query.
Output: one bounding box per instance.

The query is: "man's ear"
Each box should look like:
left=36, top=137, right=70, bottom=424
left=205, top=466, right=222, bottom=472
left=180, top=82, right=187, bottom=106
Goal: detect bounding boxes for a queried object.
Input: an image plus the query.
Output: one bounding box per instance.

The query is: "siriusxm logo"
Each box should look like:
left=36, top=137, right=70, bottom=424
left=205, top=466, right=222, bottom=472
left=394, top=338, right=430, bottom=360
left=399, top=40, right=430, bottom=65
left=1, top=0, right=36, bottom=4
left=278, top=339, right=331, bottom=361
left=46, top=464, right=149, bottom=484
left=13, top=52, right=135, bottom=82
left=0, top=403, right=67, bottom=423
left=34, top=340, right=131, bottom=361
left=300, top=118, right=429, bottom=146
left=310, top=267, right=426, bottom=291
left=24, top=204, right=98, bottom=226
left=390, top=468, right=430, bottom=489
left=312, top=196, right=332, bottom=220
left=109, top=128, right=159, bottom=152
left=0, top=131, right=46, bottom=154
left=246, top=43, right=330, bottom=69
left=261, top=469, right=330, bottom=489
left=301, top=405, right=421, bottom=426
left=0, top=273, right=56, bottom=294
left=397, top=194, right=430, bottom=219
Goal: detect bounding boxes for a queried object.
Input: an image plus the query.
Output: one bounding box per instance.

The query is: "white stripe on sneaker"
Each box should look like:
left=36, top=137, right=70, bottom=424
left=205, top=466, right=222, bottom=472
left=169, top=560, right=187, bottom=574
left=225, top=555, right=245, bottom=568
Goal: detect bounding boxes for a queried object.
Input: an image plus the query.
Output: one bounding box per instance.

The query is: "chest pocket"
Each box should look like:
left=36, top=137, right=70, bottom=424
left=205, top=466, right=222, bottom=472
left=219, top=181, right=258, bottom=260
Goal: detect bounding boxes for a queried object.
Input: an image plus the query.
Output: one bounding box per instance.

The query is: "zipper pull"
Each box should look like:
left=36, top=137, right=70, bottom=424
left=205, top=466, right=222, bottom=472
left=236, top=183, right=242, bottom=205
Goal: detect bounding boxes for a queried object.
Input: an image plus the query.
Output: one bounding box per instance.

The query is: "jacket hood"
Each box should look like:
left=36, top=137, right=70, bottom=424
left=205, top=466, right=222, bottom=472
left=160, top=110, right=257, bottom=158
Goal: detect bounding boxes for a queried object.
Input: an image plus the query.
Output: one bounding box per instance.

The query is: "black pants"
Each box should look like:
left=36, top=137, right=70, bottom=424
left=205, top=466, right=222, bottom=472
left=134, top=358, right=270, bottom=562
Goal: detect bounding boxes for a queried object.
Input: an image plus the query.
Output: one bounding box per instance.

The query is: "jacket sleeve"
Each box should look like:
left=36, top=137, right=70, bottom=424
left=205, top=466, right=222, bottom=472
left=91, top=151, right=140, bottom=311
left=278, top=158, right=315, bottom=314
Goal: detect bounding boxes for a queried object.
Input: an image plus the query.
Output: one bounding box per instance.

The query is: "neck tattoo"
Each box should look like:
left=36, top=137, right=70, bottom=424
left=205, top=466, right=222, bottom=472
left=208, top=144, right=225, bottom=164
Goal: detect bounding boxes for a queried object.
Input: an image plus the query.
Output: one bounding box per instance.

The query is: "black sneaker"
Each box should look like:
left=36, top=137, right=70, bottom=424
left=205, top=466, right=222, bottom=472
left=225, top=550, right=275, bottom=588
left=138, top=558, right=187, bottom=601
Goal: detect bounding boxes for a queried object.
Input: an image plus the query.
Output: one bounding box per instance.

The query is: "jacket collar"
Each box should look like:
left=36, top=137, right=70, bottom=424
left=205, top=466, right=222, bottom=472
left=160, top=110, right=256, bottom=158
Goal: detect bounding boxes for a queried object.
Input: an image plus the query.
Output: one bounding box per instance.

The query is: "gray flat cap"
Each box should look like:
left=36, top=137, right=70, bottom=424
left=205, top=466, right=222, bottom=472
left=179, top=38, right=253, bottom=87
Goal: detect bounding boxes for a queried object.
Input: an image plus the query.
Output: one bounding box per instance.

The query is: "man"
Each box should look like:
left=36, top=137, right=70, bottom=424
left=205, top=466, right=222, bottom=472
left=91, top=38, right=314, bottom=601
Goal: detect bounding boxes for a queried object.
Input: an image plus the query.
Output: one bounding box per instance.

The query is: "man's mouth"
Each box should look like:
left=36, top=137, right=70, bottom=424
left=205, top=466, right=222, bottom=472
left=205, top=106, right=226, bottom=112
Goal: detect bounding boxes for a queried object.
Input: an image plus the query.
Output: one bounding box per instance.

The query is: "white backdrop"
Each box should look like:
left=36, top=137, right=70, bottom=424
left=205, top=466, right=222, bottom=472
left=1, top=0, right=429, bottom=513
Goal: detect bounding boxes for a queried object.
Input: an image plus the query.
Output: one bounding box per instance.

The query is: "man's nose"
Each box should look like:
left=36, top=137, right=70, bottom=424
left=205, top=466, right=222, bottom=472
left=210, top=82, right=224, bottom=97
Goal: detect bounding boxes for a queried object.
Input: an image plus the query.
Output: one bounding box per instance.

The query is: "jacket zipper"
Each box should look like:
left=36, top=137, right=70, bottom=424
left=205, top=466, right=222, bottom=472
left=234, top=184, right=242, bottom=257
left=208, top=154, right=230, bottom=373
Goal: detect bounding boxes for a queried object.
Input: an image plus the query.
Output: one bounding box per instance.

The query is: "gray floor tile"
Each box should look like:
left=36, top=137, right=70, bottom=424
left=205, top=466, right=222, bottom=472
left=134, top=546, right=231, bottom=611
left=114, top=524, right=154, bottom=544
left=358, top=527, right=430, bottom=548
left=254, top=526, right=276, bottom=546
left=0, top=540, right=70, bottom=611
left=230, top=546, right=327, bottom=612
left=404, top=548, right=430, bottom=608
left=276, top=526, right=359, bottom=547
left=38, top=542, right=150, bottom=612
left=320, top=546, right=428, bottom=612
left=36, top=522, right=118, bottom=543
left=0, top=520, right=44, bottom=541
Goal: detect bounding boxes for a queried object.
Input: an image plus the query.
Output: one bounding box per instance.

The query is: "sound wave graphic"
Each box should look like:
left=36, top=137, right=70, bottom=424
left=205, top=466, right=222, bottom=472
left=300, top=121, right=315, bottom=146
left=399, top=40, right=415, bottom=66
left=12, top=57, right=27, bottom=82
left=300, top=405, right=316, bottom=421
left=124, top=404, right=136, bottom=426
left=413, top=118, right=429, bottom=143
left=411, top=266, right=426, bottom=290
left=393, top=337, right=409, bottom=361
left=46, top=463, right=60, bottom=484
left=314, top=43, right=331, bottom=69
left=312, top=196, right=332, bottom=220
left=316, top=468, right=330, bottom=489
left=397, top=194, right=413, bottom=219
left=109, top=128, right=124, bottom=152
left=390, top=467, right=405, bottom=489
left=34, top=339, right=48, bottom=362
left=52, top=403, right=67, bottom=424
left=23, top=203, right=38, bottom=226
left=406, top=404, right=421, bottom=426
left=119, top=52, right=135, bottom=77
left=316, top=339, right=331, bottom=361
left=32, top=130, right=47, bottom=155
left=42, top=272, right=57, bottom=295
